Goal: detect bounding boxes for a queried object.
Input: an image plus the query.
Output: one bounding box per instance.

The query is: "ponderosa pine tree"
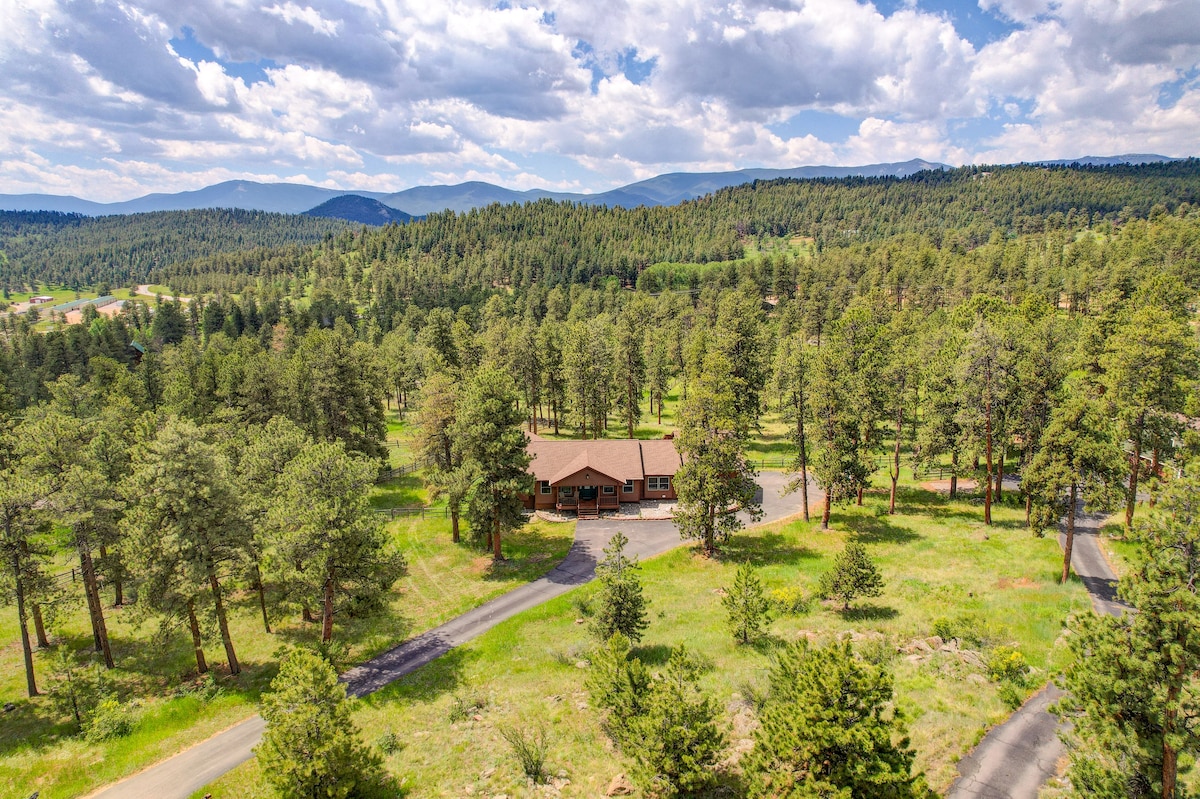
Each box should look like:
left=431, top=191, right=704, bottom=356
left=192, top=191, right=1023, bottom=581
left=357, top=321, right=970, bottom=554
left=269, top=441, right=404, bottom=644
left=957, top=314, right=1018, bottom=525
left=672, top=349, right=761, bottom=555
left=883, top=309, right=921, bottom=514
left=809, top=308, right=879, bottom=528
left=256, top=648, right=387, bottom=799
left=590, top=531, right=649, bottom=644
left=413, top=371, right=470, bottom=542
left=1023, top=392, right=1126, bottom=583
left=744, top=639, right=925, bottom=798
left=722, top=561, right=771, bottom=645
left=123, top=417, right=246, bottom=675
left=774, top=333, right=812, bottom=521
left=1060, top=463, right=1200, bottom=799
left=452, top=367, right=530, bottom=560
left=819, top=542, right=885, bottom=611
left=232, top=416, right=311, bottom=633
left=1101, top=305, right=1199, bottom=531
left=628, top=646, right=725, bottom=796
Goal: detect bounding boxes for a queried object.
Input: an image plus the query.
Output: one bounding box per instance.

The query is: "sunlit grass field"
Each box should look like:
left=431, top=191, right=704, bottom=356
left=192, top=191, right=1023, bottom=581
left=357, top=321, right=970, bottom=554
left=197, top=487, right=1087, bottom=798
left=0, top=511, right=573, bottom=799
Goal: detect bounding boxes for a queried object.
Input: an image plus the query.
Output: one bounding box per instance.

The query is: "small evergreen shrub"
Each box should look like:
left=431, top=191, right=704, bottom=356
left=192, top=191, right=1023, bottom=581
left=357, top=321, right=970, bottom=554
left=375, top=729, right=403, bottom=755
left=722, top=561, right=771, bottom=644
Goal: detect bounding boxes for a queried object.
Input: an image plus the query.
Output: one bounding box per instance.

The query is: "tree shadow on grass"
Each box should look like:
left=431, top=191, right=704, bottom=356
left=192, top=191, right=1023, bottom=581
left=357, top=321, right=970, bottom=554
left=842, top=514, right=921, bottom=545
left=840, top=604, right=899, bottom=622
left=483, top=526, right=575, bottom=584
left=356, top=645, right=472, bottom=707
left=632, top=643, right=673, bottom=666
left=748, top=632, right=789, bottom=655
left=716, top=532, right=820, bottom=567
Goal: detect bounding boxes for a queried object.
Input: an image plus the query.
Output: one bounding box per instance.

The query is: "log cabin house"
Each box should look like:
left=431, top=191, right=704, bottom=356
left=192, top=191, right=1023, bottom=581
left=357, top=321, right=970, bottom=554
left=522, top=434, right=681, bottom=519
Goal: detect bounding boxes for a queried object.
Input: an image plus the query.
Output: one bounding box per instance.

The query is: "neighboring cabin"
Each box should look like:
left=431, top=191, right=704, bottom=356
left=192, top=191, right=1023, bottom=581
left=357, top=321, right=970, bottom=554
left=522, top=435, right=681, bottom=518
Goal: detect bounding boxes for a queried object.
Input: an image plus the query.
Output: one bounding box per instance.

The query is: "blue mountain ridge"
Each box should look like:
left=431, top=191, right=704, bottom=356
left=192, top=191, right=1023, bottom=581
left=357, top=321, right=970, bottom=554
left=0, top=155, right=1180, bottom=219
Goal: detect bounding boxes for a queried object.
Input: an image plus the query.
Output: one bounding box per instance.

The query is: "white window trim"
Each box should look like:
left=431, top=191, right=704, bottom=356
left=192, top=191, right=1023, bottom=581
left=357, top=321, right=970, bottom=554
left=602, top=485, right=616, bottom=495
left=648, top=476, right=670, bottom=491
left=539, top=481, right=551, bottom=495
left=559, top=486, right=573, bottom=496
left=622, top=480, right=635, bottom=494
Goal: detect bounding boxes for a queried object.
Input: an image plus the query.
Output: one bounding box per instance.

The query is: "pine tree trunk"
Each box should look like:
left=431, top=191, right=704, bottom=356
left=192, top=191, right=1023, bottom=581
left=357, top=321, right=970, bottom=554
left=12, top=548, right=38, bottom=696
left=821, top=492, right=832, bottom=530
left=321, top=578, right=335, bottom=644
left=797, top=409, right=810, bottom=522
left=253, top=563, right=271, bottom=634
left=889, top=405, right=903, bottom=514
left=451, top=506, right=460, bottom=543
left=856, top=485, right=864, bottom=506
left=492, top=511, right=503, bottom=560
left=100, top=545, right=122, bottom=605
left=187, top=599, right=208, bottom=675
left=995, top=446, right=1005, bottom=500
left=1162, top=656, right=1185, bottom=799
left=81, top=547, right=114, bottom=667
left=1061, top=483, right=1077, bottom=584
left=984, top=393, right=994, bottom=526
left=302, top=606, right=315, bottom=623
left=1149, top=447, right=1160, bottom=508
left=207, top=567, right=240, bottom=675
left=1125, top=412, right=1145, bottom=531
left=31, top=601, right=49, bottom=648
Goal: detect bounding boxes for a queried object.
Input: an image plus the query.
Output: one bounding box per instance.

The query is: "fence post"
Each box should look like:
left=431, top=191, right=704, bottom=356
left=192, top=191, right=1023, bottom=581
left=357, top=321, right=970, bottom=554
left=71, top=568, right=76, bottom=582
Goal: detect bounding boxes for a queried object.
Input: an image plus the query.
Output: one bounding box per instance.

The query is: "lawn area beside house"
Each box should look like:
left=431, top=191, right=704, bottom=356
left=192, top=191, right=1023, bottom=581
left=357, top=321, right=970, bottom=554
left=0, top=513, right=574, bottom=799
left=196, top=486, right=1087, bottom=799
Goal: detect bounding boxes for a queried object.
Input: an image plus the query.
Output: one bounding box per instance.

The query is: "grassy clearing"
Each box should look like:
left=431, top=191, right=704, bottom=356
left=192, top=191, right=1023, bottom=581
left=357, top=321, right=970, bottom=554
left=0, top=514, right=573, bottom=799
left=197, top=487, right=1087, bottom=799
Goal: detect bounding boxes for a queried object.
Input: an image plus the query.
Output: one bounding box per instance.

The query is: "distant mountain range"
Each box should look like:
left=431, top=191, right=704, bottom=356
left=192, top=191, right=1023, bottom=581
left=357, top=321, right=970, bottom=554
left=0, top=155, right=1181, bottom=223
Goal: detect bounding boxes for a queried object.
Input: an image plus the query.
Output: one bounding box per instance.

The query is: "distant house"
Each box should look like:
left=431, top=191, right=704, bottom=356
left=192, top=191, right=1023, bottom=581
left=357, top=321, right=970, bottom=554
left=29, top=296, right=55, bottom=304
left=523, top=435, right=681, bottom=518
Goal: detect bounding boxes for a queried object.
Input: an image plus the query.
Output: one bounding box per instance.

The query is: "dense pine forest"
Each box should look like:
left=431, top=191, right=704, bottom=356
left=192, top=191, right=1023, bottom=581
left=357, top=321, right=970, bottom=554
left=1, top=161, right=1199, bottom=799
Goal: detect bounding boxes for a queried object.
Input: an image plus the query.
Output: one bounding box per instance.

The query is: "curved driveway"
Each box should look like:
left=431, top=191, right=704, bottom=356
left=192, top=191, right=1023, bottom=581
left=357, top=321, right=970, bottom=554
left=86, top=471, right=809, bottom=799
left=947, top=507, right=1125, bottom=799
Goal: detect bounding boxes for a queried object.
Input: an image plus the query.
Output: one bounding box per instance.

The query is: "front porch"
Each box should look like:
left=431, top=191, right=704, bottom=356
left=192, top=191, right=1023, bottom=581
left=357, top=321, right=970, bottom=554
left=536, top=498, right=678, bottom=523
left=554, top=489, right=621, bottom=519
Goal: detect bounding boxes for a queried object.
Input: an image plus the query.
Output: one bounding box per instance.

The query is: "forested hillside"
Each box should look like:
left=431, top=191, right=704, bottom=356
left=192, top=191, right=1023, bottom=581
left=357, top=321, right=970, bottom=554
left=0, top=208, right=351, bottom=292
left=1, top=161, right=1199, bottom=799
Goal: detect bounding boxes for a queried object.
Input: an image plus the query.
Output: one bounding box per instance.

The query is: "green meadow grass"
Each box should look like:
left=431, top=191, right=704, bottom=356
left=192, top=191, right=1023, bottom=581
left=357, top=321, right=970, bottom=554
left=0, top=514, right=573, bottom=799
left=197, top=488, right=1087, bottom=799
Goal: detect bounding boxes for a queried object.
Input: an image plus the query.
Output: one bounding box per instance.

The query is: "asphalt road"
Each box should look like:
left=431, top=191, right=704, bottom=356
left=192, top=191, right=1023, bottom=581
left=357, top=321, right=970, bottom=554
left=946, top=507, right=1124, bottom=799
left=85, top=470, right=809, bottom=799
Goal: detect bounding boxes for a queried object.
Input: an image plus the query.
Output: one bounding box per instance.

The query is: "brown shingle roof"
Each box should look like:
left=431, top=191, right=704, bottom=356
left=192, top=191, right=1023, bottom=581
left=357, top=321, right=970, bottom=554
left=526, top=438, right=680, bottom=485
left=640, top=439, right=683, bottom=476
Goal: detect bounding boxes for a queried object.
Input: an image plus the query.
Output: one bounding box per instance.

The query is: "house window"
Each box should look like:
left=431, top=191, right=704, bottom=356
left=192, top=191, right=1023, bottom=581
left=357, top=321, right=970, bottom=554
left=602, top=485, right=616, bottom=495
left=559, top=486, right=573, bottom=497
left=539, top=481, right=551, bottom=495
left=648, top=476, right=670, bottom=491
left=622, top=480, right=635, bottom=494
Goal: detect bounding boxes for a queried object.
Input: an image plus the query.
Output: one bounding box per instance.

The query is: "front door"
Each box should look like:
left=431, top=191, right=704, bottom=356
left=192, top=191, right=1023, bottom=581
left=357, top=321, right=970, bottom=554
left=579, top=486, right=597, bottom=501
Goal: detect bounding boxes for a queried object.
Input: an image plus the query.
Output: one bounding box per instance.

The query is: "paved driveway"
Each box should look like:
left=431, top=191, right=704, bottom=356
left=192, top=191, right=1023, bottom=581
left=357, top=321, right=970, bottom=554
left=947, top=508, right=1125, bottom=799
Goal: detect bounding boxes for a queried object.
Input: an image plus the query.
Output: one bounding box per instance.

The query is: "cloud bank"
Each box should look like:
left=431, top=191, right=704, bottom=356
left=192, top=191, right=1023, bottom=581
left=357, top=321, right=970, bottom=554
left=0, top=0, right=1196, bottom=201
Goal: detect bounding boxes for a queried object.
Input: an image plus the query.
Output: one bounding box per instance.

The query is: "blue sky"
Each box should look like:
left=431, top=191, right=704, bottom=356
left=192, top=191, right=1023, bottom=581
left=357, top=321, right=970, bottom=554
left=1, top=0, right=1197, bottom=201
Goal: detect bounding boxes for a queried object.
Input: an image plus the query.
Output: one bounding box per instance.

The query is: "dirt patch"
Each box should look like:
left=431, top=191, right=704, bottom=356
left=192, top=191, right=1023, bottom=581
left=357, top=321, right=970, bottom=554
left=997, top=576, right=1038, bottom=589
left=64, top=300, right=125, bottom=325
left=921, top=479, right=978, bottom=494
